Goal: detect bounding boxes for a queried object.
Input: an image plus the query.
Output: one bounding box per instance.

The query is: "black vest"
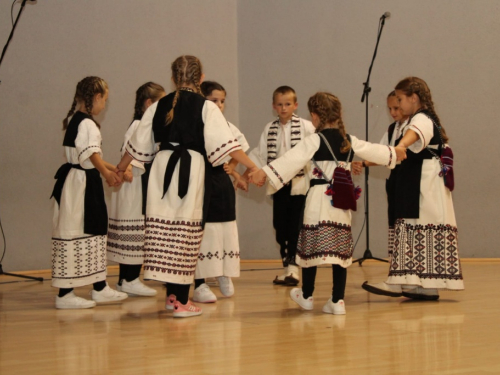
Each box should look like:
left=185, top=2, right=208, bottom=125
left=312, top=129, right=354, bottom=163
left=151, top=91, right=213, bottom=226
left=387, top=111, right=441, bottom=225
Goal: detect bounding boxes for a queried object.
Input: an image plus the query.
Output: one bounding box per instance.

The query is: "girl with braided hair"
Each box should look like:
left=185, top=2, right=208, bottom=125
left=116, top=56, right=259, bottom=318
left=51, top=76, right=128, bottom=309
left=107, top=82, right=166, bottom=297
left=363, top=77, right=463, bottom=300
left=250, top=92, right=406, bottom=314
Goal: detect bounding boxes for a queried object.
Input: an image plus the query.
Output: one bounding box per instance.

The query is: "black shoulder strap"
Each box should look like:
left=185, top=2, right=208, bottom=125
left=387, top=122, right=397, bottom=144
left=63, top=112, right=92, bottom=147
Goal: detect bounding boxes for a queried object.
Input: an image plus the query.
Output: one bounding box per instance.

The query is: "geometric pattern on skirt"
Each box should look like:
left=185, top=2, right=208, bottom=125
left=297, top=221, right=353, bottom=266
left=195, top=221, right=241, bottom=279
left=51, top=235, right=107, bottom=288
left=107, top=218, right=145, bottom=264
left=142, top=216, right=204, bottom=284
left=389, top=219, right=463, bottom=283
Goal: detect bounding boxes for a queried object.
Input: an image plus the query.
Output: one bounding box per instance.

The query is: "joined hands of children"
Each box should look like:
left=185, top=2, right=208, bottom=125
left=395, top=145, right=407, bottom=161
left=105, top=170, right=122, bottom=187
left=248, top=168, right=267, bottom=187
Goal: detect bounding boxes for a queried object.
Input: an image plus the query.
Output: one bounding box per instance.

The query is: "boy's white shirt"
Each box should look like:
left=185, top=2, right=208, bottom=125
left=249, top=115, right=315, bottom=196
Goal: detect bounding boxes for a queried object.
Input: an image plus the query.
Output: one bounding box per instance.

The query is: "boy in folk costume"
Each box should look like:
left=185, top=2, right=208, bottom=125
left=248, top=86, right=315, bottom=285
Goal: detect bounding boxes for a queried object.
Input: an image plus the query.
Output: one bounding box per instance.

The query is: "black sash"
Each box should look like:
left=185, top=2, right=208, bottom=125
left=50, top=163, right=108, bottom=235
left=141, top=163, right=152, bottom=215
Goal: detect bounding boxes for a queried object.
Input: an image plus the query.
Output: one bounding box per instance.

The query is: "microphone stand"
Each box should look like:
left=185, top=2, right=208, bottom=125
left=353, top=15, right=389, bottom=266
left=0, top=0, right=43, bottom=282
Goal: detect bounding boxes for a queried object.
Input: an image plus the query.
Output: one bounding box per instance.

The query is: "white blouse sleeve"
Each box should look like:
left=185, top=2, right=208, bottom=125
left=122, top=120, right=145, bottom=174
left=203, top=101, right=242, bottom=166
left=351, top=135, right=397, bottom=169
left=406, top=113, right=434, bottom=153
left=75, top=119, right=102, bottom=166
left=125, top=102, right=158, bottom=163
left=228, top=122, right=250, bottom=153
left=263, top=134, right=321, bottom=191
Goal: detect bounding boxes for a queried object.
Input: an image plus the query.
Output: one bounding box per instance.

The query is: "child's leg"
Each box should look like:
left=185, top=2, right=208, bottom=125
left=93, top=280, right=106, bottom=291
left=272, top=184, right=292, bottom=266
left=118, top=264, right=143, bottom=284
left=302, top=266, right=317, bottom=298
left=166, top=283, right=191, bottom=305
left=58, top=288, right=74, bottom=297
left=194, top=279, right=205, bottom=289
left=285, top=194, right=306, bottom=267
left=332, top=264, right=347, bottom=302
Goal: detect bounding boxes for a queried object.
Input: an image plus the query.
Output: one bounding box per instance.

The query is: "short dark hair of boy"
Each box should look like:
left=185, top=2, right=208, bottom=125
left=387, top=90, right=396, bottom=98
left=272, top=86, right=297, bottom=103
left=201, top=81, right=226, bottom=97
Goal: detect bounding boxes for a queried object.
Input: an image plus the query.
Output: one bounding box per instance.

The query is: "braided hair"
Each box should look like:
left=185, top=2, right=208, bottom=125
left=62, top=76, right=108, bottom=130
left=307, top=92, right=351, bottom=153
left=395, top=77, right=449, bottom=143
left=166, top=55, right=204, bottom=125
left=133, top=82, right=166, bottom=120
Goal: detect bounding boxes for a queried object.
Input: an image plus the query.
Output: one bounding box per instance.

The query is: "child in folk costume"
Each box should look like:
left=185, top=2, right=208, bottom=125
left=192, top=81, right=249, bottom=303
left=247, top=86, right=315, bottom=286
left=51, top=77, right=128, bottom=309
left=363, top=77, right=463, bottom=300
left=250, top=92, right=405, bottom=314
left=355, top=91, right=410, bottom=263
left=107, top=82, right=166, bottom=297
left=116, top=56, right=258, bottom=318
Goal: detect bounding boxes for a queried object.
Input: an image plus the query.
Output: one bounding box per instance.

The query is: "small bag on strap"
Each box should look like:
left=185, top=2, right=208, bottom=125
left=312, top=133, right=361, bottom=211
left=425, top=115, right=455, bottom=191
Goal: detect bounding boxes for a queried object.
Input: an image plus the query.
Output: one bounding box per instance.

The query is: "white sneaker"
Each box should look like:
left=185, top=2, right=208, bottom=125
left=402, top=286, right=439, bottom=301
left=55, top=292, right=96, bottom=309
left=119, top=278, right=157, bottom=297
left=218, top=276, right=234, bottom=297
left=322, top=298, right=346, bottom=315
left=362, top=281, right=403, bottom=297
left=192, top=283, right=217, bottom=303
left=290, top=288, right=313, bottom=310
left=91, top=284, right=128, bottom=303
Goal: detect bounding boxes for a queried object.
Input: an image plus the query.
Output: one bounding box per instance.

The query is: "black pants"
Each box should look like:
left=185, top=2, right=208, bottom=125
left=273, top=184, right=305, bottom=267
left=301, top=265, right=347, bottom=303
left=58, top=280, right=106, bottom=297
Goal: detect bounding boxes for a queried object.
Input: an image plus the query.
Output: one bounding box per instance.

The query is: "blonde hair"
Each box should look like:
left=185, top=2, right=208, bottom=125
left=395, top=77, right=449, bottom=143
left=167, top=55, right=203, bottom=125
left=307, top=92, right=350, bottom=153
left=63, top=76, right=108, bottom=129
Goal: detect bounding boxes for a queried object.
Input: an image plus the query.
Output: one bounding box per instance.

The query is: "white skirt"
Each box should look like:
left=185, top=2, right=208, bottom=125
left=194, top=221, right=241, bottom=279
left=386, top=159, right=464, bottom=290
left=296, top=185, right=353, bottom=268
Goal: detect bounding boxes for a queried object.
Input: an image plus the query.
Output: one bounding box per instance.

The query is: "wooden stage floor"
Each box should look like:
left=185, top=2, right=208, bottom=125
left=1, top=260, right=499, bottom=375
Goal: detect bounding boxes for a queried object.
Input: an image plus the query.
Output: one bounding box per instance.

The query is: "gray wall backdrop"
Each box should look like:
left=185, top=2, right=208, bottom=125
left=0, top=0, right=498, bottom=272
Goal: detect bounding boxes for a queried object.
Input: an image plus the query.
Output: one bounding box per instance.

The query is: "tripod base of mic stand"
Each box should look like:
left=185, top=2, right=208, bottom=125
left=353, top=249, right=388, bottom=266
left=0, top=264, right=44, bottom=282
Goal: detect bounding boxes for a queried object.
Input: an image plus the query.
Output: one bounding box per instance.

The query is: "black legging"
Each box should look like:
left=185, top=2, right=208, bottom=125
left=118, top=264, right=143, bottom=284
left=58, top=280, right=107, bottom=297
left=166, top=283, right=191, bottom=305
left=302, top=265, right=347, bottom=303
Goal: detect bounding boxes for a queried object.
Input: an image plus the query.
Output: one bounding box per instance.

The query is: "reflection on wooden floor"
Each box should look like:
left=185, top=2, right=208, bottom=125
left=1, top=260, right=499, bottom=375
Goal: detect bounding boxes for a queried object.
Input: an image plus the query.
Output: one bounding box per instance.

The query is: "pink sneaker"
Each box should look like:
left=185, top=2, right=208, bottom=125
left=173, top=300, right=203, bottom=318
left=165, top=294, right=176, bottom=311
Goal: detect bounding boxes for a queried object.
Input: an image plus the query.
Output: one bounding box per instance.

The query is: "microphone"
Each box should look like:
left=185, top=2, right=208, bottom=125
left=381, top=12, right=391, bottom=19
